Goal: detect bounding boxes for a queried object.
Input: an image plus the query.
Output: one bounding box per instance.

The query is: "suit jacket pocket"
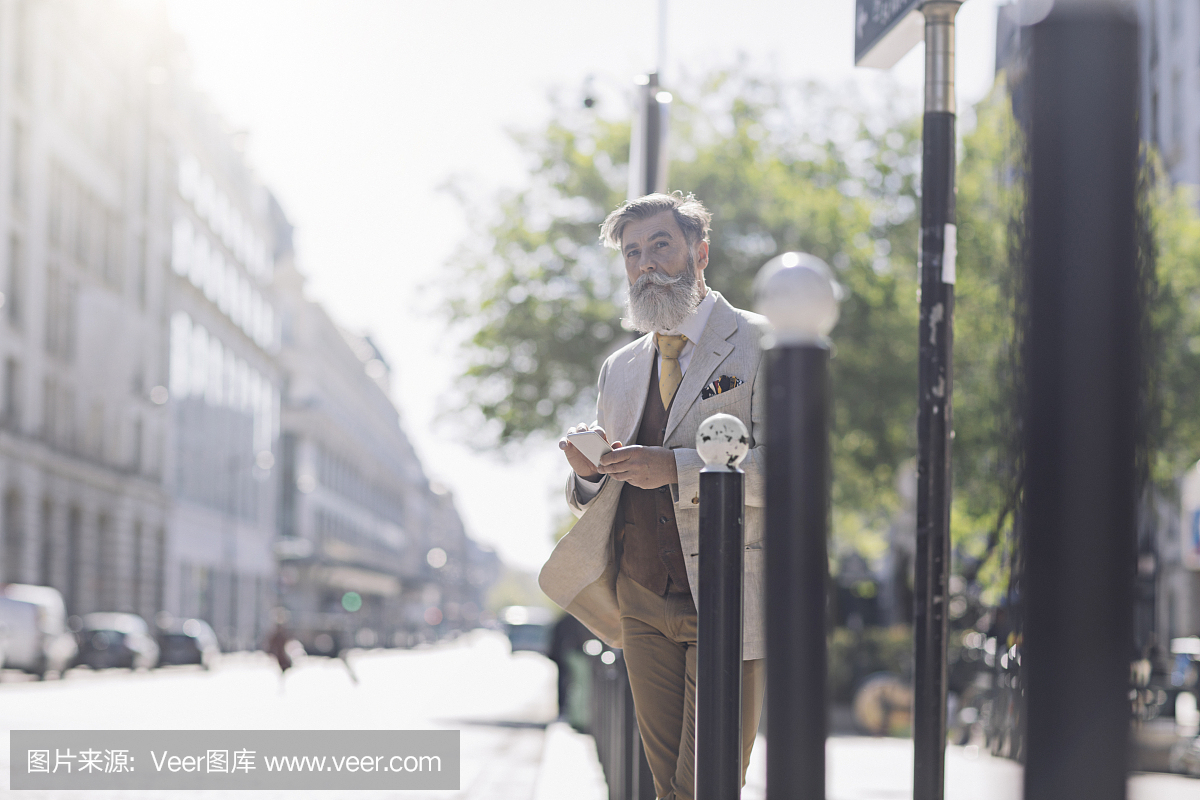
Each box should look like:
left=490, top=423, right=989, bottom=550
left=699, top=380, right=751, bottom=412
left=698, top=381, right=752, bottom=434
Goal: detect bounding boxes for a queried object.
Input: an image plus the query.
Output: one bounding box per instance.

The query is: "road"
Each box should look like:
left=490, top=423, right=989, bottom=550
left=2, top=630, right=1196, bottom=799
left=0, top=629, right=604, bottom=799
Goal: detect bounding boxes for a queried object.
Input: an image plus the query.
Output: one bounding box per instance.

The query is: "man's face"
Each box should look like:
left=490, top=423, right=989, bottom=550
left=619, top=210, right=707, bottom=286
left=620, top=210, right=709, bottom=333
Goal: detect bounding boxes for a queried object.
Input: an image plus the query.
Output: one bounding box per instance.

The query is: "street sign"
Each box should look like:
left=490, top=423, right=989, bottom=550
left=856, top=0, right=925, bottom=68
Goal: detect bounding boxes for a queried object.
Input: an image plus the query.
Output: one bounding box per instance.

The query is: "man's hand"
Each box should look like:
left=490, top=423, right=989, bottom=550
left=597, top=445, right=678, bottom=489
left=559, top=422, right=608, bottom=481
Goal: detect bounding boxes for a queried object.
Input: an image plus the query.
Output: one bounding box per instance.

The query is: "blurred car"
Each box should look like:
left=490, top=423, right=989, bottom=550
left=74, top=612, right=159, bottom=670
left=156, top=618, right=220, bottom=669
left=500, top=606, right=555, bottom=655
left=0, top=595, right=40, bottom=675
left=0, top=584, right=77, bottom=678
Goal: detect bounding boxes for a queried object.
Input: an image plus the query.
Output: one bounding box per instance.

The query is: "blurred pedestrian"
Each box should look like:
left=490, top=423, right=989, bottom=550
left=541, top=192, right=767, bottom=800
left=338, top=647, right=359, bottom=685
left=266, top=608, right=293, bottom=690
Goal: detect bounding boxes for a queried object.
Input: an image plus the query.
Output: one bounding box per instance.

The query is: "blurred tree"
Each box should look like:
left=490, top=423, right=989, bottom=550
left=946, top=87, right=1026, bottom=607
left=1143, top=162, right=1200, bottom=488
left=445, top=68, right=1200, bottom=604
left=445, top=69, right=922, bottom=529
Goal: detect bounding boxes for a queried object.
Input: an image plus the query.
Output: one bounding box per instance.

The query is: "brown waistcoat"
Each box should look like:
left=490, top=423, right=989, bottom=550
left=618, top=357, right=691, bottom=596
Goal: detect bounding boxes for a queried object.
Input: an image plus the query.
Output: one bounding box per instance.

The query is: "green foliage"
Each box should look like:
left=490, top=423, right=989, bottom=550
left=446, top=69, right=923, bottom=526
left=443, top=116, right=632, bottom=443
left=946, top=88, right=1026, bottom=601
left=446, top=67, right=1200, bottom=603
left=1143, top=170, right=1200, bottom=487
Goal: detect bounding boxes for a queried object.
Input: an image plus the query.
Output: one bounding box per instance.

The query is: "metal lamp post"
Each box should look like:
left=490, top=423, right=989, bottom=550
left=857, top=5, right=961, bottom=795
left=757, top=252, right=841, bottom=800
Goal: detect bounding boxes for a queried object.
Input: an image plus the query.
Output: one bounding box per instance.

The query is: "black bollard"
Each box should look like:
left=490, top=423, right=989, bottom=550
left=695, top=413, right=749, bottom=800
left=1023, top=4, right=1138, bottom=800
left=756, top=253, right=840, bottom=800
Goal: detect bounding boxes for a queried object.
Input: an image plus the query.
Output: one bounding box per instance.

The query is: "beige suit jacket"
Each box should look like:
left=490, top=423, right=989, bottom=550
left=538, top=291, right=768, bottom=661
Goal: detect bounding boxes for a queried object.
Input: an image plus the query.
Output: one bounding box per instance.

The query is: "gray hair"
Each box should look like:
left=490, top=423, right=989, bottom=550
left=599, top=191, right=712, bottom=250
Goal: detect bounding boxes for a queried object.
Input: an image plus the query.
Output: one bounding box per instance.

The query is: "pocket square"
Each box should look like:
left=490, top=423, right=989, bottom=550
left=700, top=375, right=744, bottom=400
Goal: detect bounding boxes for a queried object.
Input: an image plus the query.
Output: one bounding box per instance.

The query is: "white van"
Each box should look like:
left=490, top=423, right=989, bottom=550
left=0, top=584, right=78, bottom=678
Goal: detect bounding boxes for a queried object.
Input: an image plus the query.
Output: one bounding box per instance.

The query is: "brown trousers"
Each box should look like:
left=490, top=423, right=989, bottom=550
left=616, top=570, right=765, bottom=800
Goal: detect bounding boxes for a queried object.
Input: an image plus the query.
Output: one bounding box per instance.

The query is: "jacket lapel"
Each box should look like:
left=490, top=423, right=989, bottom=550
left=664, top=294, right=737, bottom=443
left=611, top=333, right=656, bottom=447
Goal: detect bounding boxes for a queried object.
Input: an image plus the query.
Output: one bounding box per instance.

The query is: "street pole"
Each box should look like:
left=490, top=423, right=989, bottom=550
left=1023, top=5, right=1138, bottom=800
left=628, top=73, right=672, bottom=200
left=695, top=413, right=748, bottom=800
left=757, top=252, right=840, bottom=800
left=913, top=5, right=959, bottom=800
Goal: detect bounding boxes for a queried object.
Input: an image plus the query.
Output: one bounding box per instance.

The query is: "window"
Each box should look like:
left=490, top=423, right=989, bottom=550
left=59, top=385, right=75, bottom=451
left=67, top=507, right=82, bottom=613
left=132, top=522, right=143, bottom=612
left=45, top=266, right=60, bottom=355
left=3, top=489, right=24, bottom=583
left=13, top=2, right=29, bottom=95
left=104, top=214, right=123, bottom=289
left=97, top=514, right=114, bottom=610
left=42, top=375, right=57, bottom=443
left=7, top=233, right=22, bottom=327
left=4, top=358, right=22, bottom=429
left=39, top=499, right=53, bottom=588
left=43, top=268, right=76, bottom=361
left=172, top=217, right=193, bottom=276
left=169, top=312, right=192, bottom=399
left=155, top=527, right=166, bottom=612
left=1173, top=70, right=1184, bottom=150
left=135, top=236, right=146, bottom=310
left=11, top=121, right=25, bottom=208
left=86, top=400, right=104, bottom=459
left=131, top=417, right=142, bottom=472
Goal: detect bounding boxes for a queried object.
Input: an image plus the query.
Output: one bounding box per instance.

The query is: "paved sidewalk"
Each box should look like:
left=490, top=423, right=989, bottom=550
left=542, top=730, right=1200, bottom=800
left=532, top=722, right=607, bottom=800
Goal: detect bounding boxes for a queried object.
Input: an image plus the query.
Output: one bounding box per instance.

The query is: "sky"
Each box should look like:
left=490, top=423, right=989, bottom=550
left=163, top=0, right=1005, bottom=575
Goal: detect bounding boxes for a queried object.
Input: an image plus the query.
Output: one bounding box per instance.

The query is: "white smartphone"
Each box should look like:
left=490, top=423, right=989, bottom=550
left=566, top=430, right=613, bottom=467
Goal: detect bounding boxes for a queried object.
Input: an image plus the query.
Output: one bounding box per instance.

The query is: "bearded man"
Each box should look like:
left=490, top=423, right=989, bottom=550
left=539, top=192, right=767, bottom=800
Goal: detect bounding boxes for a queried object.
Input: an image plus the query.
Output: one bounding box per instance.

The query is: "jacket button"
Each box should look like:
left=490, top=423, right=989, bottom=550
left=691, top=497, right=699, bottom=505
left=659, top=516, right=669, bottom=525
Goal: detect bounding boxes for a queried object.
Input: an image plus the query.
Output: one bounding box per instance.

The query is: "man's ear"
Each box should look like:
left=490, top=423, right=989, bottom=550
left=696, top=240, right=709, bottom=271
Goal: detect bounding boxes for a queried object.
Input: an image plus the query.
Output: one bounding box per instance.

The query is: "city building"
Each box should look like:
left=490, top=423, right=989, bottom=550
left=0, top=0, right=491, bottom=654
left=0, top=0, right=172, bottom=622
left=160, top=59, right=283, bottom=653
left=273, top=248, right=497, bottom=654
left=1139, top=0, right=1200, bottom=191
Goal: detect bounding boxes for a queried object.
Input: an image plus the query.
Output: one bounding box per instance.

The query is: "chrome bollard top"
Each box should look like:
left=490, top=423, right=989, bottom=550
left=697, top=413, right=750, bottom=472
left=754, top=252, right=841, bottom=346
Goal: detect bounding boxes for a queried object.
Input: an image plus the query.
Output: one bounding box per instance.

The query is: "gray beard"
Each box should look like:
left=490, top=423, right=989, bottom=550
left=625, top=255, right=703, bottom=334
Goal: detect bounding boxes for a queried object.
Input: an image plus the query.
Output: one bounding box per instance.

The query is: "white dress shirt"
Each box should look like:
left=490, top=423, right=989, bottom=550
left=574, top=290, right=715, bottom=502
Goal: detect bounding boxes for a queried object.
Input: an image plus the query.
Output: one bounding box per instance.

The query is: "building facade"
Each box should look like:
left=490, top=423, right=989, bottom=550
left=160, top=68, right=283, bottom=653
left=0, top=0, right=172, bottom=623
left=1140, top=0, right=1200, bottom=190
left=0, top=0, right=488, bottom=653
left=273, top=251, right=497, bottom=654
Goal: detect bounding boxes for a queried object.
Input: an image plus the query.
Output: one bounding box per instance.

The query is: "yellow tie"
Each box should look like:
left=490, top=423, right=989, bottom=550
left=655, top=333, right=688, bottom=410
